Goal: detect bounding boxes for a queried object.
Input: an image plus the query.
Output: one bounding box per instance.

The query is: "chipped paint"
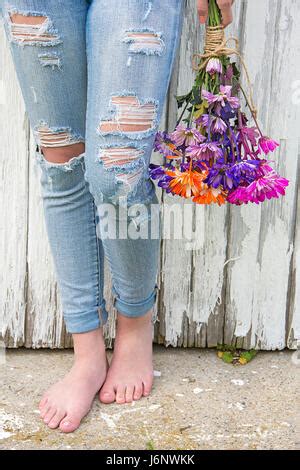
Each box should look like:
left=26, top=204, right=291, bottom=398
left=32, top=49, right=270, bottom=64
left=0, top=0, right=299, bottom=351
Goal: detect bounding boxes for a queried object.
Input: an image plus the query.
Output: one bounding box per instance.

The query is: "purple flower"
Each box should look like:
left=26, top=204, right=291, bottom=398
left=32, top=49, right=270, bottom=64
left=149, top=164, right=174, bottom=192
left=258, top=136, right=280, bottom=154
left=204, top=159, right=260, bottom=190
left=230, top=159, right=262, bottom=181
left=206, top=58, right=223, bottom=76
left=171, top=124, right=205, bottom=147
left=186, top=142, right=223, bottom=161
left=220, top=103, right=237, bottom=120
left=153, top=131, right=176, bottom=157
left=199, top=114, right=227, bottom=134
left=204, top=162, right=236, bottom=190
left=202, top=85, right=240, bottom=110
left=149, top=164, right=166, bottom=180
left=158, top=174, right=174, bottom=192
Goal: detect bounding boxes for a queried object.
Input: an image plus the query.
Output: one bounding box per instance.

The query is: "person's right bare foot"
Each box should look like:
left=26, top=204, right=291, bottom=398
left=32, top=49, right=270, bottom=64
left=39, top=329, right=107, bottom=433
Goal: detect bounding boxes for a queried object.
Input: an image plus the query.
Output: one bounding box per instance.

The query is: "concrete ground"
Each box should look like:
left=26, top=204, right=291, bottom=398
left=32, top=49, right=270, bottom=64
left=0, top=347, right=299, bottom=450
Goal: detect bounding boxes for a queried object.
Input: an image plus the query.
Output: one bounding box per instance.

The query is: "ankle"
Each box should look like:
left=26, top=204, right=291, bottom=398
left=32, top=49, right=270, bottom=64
left=72, top=328, right=106, bottom=363
left=117, top=309, right=153, bottom=331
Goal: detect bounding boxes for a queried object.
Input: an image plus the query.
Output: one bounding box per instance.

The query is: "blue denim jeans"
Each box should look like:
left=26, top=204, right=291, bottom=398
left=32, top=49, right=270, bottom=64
left=1, top=0, right=184, bottom=333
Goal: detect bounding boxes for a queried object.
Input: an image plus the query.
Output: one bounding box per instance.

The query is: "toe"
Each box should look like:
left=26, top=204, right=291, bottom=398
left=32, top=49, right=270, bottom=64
left=143, top=375, right=153, bottom=397
left=40, top=403, right=51, bottom=419
left=59, top=413, right=82, bottom=433
left=125, top=384, right=135, bottom=403
left=133, top=384, right=143, bottom=401
left=43, top=407, right=57, bottom=424
left=39, top=396, right=48, bottom=411
left=116, top=385, right=126, bottom=404
left=99, top=382, right=116, bottom=404
left=48, top=409, right=66, bottom=429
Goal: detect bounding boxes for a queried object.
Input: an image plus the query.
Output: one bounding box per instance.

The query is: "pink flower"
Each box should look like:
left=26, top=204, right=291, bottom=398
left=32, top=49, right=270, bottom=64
left=239, top=126, right=259, bottom=146
left=227, top=164, right=289, bottom=205
left=186, top=142, right=223, bottom=161
left=199, top=114, right=227, bottom=134
left=171, top=124, right=205, bottom=147
left=258, top=136, right=280, bottom=154
left=206, top=58, right=223, bottom=76
left=202, top=86, right=240, bottom=110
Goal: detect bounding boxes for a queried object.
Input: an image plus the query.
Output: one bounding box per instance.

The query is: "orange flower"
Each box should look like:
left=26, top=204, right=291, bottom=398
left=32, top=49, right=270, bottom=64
left=166, top=168, right=207, bottom=198
left=193, top=185, right=227, bottom=205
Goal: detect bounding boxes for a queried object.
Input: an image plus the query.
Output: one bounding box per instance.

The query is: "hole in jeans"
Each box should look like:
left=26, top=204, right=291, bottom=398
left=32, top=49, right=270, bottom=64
left=99, top=146, right=145, bottom=169
left=116, top=167, right=144, bottom=190
left=34, top=123, right=84, bottom=148
left=38, top=52, right=62, bottom=69
left=7, top=12, right=61, bottom=45
left=99, top=95, right=157, bottom=136
left=123, top=29, right=165, bottom=56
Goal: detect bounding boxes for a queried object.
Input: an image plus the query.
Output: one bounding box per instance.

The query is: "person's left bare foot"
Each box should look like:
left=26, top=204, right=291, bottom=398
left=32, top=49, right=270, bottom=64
left=99, top=310, right=153, bottom=404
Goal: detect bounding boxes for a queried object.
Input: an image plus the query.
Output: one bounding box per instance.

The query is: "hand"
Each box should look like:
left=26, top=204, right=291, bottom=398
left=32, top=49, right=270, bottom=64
left=197, top=0, right=234, bottom=27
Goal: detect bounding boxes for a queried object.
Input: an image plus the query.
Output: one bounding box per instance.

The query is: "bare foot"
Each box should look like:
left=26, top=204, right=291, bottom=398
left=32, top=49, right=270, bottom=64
left=99, top=310, right=153, bottom=404
left=39, top=329, right=107, bottom=433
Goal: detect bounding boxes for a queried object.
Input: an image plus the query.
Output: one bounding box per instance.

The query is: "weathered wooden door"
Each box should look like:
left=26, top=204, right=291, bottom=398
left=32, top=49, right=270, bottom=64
left=0, top=0, right=299, bottom=349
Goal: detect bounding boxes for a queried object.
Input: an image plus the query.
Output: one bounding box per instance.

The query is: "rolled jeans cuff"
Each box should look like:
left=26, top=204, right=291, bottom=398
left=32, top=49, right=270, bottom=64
left=64, top=302, right=108, bottom=334
left=113, top=286, right=158, bottom=318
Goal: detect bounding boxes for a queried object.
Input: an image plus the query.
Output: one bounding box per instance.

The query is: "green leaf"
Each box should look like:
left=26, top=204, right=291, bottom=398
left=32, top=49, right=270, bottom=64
left=222, top=352, right=234, bottom=363
left=146, top=440, right=155, bottom=450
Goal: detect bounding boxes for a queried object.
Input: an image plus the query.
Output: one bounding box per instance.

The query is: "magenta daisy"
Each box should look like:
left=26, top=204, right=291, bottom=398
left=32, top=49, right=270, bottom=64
left=228, top=165, right=289, bottom=205
left=258, top=136, right=280, bottom=154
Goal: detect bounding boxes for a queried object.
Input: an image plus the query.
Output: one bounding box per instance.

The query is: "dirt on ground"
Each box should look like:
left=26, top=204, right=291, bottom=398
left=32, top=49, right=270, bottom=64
left=0, top=347, right=299, bottom=450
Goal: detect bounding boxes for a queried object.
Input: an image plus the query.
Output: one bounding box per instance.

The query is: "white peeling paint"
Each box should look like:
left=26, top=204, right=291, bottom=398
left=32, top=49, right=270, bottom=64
left=0, top=0, right=299, bottom=351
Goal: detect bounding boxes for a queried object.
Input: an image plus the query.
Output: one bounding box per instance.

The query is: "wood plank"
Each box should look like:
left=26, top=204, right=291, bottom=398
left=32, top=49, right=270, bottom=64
left=224, top=0, right=300, bottom=350
left=0, top=26, right=28, bottom=347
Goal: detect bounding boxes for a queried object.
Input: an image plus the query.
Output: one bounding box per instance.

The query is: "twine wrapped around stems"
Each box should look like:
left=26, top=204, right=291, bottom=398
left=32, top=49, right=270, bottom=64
left=192, top=25, right=258, bottom=118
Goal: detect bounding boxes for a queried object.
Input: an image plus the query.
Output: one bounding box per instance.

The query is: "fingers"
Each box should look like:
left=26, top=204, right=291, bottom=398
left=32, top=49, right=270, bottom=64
left=197, top=0, right=209, bottom=24
left=217, top=0, right=234, bottom=27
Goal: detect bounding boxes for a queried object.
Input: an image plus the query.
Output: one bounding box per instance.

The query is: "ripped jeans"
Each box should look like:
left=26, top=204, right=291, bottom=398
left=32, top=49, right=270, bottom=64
left=1, top=0, right=184, bottom=333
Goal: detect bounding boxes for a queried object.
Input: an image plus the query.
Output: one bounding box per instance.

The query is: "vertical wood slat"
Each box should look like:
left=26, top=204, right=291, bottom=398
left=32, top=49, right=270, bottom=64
left=0, top=24, right=27, bottom=347
left=224, top=0, right=300, bottom=349
left=0, top=1, right=299, bottom=349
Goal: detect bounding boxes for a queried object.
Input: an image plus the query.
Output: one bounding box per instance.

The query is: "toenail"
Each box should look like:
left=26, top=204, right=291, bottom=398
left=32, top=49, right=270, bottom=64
left=61, top=421, right=71, bottom=427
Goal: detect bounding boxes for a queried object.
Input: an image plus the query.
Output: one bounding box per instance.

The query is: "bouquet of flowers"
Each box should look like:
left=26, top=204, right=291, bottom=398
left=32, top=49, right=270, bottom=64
left=149, top=0, right=289, bottom=205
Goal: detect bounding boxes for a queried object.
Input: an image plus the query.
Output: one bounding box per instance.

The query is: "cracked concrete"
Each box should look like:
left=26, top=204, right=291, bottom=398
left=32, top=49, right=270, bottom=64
left=0, top=347, right=299, bottom=450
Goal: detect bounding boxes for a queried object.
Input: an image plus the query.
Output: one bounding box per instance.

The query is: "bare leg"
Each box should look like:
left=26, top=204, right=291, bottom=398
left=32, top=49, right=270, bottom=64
left=37, top=144, right=107, bottom=432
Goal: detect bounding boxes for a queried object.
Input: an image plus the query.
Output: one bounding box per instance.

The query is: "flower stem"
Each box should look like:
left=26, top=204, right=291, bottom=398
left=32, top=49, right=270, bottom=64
left=208, top=0, right=222, bottom=27
left=239, top=84, right=263, bottom=137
